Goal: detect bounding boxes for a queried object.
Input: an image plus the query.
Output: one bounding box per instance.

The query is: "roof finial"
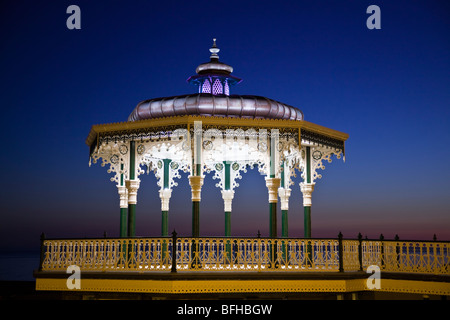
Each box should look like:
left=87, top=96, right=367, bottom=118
left=209, top=38, right=220, bottom=60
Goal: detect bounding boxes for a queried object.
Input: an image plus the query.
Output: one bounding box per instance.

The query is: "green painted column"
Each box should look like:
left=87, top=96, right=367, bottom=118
left=130, top=141, right=136, bottom=180
left=161, top=211, right=168, bottom=236
left=190, top=121, right=203, bottom=238
left=163, top=159, right=171, bottom=190
left=120, top=208, right=127, bottom=237
left=301, top=146, right=314, bottom=263
left=161, top=209, right=169, bottom=263
left=301, top=146, right=314, bottom=239
left=280, top=161, right=289, bottom=238
left=127, top=140, right=138, bottom=238
left=306, top=146, right=311, bottom=184
left=304, top=206, right=311, bottom=238
left=265, top=130, right=281, bottom=268
left=128, top=204, right=136, bottom=238
left=224, top=210, right=231, bottom=263
left=269, top=203, right=277, bottom=238
left=192, top=202, right=200, bottom=237
left=281, top=210, right=288, bottom=238
left=161, top=159, right=172, bottom=237
left=160, top=159, right=172, bottom=263
left=305, top=146, right=311, bottom=238
left=279, top=161, right=292, bottom=263
left=224, top=212, right=231, bottom=236
left=119, top=163, right=128, bottom=238
left=189, top=122, right=205, bottom=269
left=267, top=129, right=280, bottom=239
left=266, top=178, right=280, bottom=268
left=222, top=161, right=233, bottom=263
left=224, top=161, right=231, bottom=237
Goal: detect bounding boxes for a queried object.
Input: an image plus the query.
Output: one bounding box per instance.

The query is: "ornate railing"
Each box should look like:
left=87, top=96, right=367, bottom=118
left=38, top=233, right=449, bottom=275
left=362, top=240, right=449, bottom=274
left=176, top=238, right=340, bottom=272
left=39, top=238, right=172, bottom=272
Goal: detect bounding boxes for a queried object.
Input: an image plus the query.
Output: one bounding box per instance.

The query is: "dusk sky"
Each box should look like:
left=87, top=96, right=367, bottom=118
left=1, top=0, right=449, bottom=253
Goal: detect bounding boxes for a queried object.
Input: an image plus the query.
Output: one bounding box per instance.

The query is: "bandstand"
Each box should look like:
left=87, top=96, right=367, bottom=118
left=86, top=39, right=348, bottom=239
left=34, top=40, right=449, bottom=300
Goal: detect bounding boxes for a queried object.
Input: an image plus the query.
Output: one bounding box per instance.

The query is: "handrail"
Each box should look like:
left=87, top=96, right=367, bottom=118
left=41, top=234, right=450, bottom=243
left=38, top=234, right=449, bottom=275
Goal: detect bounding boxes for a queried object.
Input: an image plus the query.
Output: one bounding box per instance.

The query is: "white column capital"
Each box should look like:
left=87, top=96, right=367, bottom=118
left=221, top=189, right=235, bottom=212
left=125, top=179, right=140, bottom=205
left=159, top=188, right=172, bottom=211
left=278, top=187, right=291, bottom=211
left=300, top=182, right=315, bottom=207
left=265, top=177, right=281, bottom=203
left=117, top=185, right=128, bottom=208
left=188, top=175, right=204, bottom=201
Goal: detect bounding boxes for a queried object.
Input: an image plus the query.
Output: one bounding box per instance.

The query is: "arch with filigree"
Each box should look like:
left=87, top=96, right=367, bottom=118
left=136, top=140, right=191, bottom=190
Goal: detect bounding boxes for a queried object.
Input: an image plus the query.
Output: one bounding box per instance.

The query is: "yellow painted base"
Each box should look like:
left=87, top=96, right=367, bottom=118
left=379, top=279, right=450, bottom=296
left=36, top=276, right=450, bottom=296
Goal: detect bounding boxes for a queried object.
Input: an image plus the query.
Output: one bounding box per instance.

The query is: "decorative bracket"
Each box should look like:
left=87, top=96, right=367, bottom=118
left=89, top=142, right=130, bottom=185
left=300, top=145, right=342, bottom=183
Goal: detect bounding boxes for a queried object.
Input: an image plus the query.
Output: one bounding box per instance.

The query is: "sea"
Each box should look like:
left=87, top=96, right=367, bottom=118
left=0, top=251, right=41, bottom=281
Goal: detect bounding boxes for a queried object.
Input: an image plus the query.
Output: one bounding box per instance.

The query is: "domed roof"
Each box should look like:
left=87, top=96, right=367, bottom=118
left=128, top=39, right=303, bottom=122
left=128, top=93, right=304, bottom=121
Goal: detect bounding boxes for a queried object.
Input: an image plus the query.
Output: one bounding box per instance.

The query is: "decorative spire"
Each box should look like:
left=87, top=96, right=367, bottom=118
left=187, top=39, right=242, bottom=95
left=209, top=38, right=220, bottom=60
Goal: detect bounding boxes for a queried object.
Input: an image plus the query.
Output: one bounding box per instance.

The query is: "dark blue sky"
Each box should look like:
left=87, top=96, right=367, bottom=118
left=1, top=1, right=449, bottom=251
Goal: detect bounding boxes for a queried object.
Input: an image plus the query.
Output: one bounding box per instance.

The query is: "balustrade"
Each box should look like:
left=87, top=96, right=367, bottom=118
left=39, top=234, right=449, bottom=275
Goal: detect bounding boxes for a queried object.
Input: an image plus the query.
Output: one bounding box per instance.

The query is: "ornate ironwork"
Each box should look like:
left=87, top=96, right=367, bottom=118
left=40, top=238, right=172, bottom=272
left=39, top=236, right=449, bottom=275
left=362, top=240, right=450, bottom=274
